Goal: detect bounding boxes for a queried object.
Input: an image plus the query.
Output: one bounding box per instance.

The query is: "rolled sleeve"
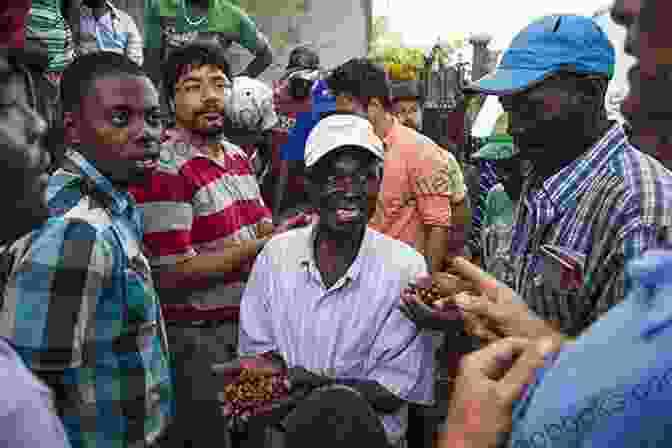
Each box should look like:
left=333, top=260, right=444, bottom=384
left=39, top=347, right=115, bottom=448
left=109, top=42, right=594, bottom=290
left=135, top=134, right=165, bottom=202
left=366, top=254, right=434, bottom=405
left=1, top=218, right=113, bottom=371
left=238, top=249, right=278, bottom=356
left=413, top=149, right=466, bottom=227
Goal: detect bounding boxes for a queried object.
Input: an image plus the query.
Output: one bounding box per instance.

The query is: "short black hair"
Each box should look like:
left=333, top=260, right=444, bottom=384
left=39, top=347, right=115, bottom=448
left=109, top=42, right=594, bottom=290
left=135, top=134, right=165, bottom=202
left=325, top=58, right=393, bottom=110
left=162, top=41, right=232, bottom=103
left=60, top=51, right=147, bottom=112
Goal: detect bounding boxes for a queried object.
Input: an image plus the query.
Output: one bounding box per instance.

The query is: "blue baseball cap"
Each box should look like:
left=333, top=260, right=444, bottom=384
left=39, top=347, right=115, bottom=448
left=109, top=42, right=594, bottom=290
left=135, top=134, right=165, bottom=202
left=468, top=15, right=615, bottom=95
left=311, top=79, right=336, bottom=114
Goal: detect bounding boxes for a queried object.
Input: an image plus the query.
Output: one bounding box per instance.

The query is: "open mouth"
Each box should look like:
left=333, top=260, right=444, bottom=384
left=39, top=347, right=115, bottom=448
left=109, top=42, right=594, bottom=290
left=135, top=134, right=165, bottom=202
left=200, top=112, right=225, bottom=126
left=134, top=155, right=160, bottom=171
left=335, top=207, right=362, bottom=224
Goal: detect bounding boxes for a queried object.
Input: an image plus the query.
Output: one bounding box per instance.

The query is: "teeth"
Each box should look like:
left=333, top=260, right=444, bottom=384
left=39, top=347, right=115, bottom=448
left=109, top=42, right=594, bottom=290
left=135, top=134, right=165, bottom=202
left=336, top=209, right=360, bottom=221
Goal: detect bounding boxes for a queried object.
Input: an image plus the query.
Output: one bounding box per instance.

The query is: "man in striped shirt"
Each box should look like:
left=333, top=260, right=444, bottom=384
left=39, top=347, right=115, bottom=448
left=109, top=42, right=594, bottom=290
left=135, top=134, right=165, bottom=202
left=467, top=14, right=672, bottom=337
left=128, top=41, right=275, bottom=448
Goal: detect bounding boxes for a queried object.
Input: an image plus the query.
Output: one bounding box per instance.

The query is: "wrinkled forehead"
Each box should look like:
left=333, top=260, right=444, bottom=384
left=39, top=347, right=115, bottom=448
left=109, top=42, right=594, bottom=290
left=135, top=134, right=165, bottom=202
left=86, top=74, right=159, bottom=109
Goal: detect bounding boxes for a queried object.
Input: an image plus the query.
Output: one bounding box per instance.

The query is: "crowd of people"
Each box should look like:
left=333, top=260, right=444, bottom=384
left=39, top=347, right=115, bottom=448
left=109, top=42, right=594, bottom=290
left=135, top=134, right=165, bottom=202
left=1, top=0, right=672, bottom=447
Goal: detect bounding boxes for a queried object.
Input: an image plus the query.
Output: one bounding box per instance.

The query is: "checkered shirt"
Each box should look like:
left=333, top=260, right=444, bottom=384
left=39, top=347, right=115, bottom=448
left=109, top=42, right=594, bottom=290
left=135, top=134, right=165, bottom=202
left=511, top=123, right=672, bottom=336
left=0, top=150, right=174, bottom=448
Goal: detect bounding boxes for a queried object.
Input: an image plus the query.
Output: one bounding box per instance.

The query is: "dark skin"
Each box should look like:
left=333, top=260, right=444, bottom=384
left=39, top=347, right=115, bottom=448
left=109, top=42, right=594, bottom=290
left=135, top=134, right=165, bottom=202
left=64, top=75, right=163, bottom=187
left=0, top=61, right=50, bottom=245
left=295, top=148, right=404, bottom=412
left=492, top=156, right=527, bottom=202
left=309, top=149, right=377, bottom=288
left=500, top=73, right=612, bottom=182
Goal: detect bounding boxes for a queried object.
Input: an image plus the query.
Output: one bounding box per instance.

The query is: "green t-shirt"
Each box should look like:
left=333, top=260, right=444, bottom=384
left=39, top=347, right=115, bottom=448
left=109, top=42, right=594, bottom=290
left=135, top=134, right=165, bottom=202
left=145, top=0, right=261, bottom=53
left=481, top=184, right=517, bottom=286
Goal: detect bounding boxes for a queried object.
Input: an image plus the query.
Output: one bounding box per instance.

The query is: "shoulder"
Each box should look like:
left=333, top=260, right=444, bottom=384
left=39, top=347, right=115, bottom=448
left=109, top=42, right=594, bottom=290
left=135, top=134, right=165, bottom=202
left=610, top=146, right=672, bottom=219
left=365, top=228, right=426, bottom=272
left=262, top=226, right=312, bottom=260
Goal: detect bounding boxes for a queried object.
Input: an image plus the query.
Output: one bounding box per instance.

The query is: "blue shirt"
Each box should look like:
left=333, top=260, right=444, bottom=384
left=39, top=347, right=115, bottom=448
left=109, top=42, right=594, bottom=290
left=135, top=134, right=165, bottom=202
left=509, top=250, right=672, bottom=447
left=0, top=150, right=174, bottom=448
left=0, top=338, right=71, bottom=447
left=238, top=225, right=435, bottom=445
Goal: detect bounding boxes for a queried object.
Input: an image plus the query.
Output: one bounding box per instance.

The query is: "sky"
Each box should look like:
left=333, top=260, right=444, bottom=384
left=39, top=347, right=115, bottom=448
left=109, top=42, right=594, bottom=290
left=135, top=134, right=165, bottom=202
left=373, top=0, right=613, bottom=50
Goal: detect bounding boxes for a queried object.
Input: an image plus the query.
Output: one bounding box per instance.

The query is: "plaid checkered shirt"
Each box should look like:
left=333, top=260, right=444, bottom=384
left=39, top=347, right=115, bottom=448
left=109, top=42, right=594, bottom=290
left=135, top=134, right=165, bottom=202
left=511, top=123, right=672, bottom=336
left=0, top=150, right=174, bottom=448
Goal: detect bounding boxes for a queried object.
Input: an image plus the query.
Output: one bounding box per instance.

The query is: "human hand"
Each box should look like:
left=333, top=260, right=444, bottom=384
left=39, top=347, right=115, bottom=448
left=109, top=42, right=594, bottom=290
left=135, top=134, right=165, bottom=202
left=399, top=274, right=464, bottom=331
left=439, top=337, right=562, bottom=448
left=432, top=271, right=478, bottom=297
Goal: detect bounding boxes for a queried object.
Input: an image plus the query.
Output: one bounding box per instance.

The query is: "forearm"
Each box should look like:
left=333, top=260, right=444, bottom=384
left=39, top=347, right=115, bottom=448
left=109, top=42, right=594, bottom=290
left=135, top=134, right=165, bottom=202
left=161, top=238, right=268, bottom=280
left=273, top=164, right=289, bottom=216
left=425, top=225, right=451, bottom=273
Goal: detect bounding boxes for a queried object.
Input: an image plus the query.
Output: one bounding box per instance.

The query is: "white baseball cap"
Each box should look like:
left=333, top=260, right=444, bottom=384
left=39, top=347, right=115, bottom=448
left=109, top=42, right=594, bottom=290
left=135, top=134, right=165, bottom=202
left=304, top=114, right=385, bottom=168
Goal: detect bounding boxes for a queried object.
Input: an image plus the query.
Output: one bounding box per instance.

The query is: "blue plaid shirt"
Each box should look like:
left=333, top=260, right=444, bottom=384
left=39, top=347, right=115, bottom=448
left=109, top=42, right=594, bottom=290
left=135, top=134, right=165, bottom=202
left=511, top=123, right=672, bottom=336
left=0, top=150, right=174, bottom=448
left=468, top=159, right=498, bottom=256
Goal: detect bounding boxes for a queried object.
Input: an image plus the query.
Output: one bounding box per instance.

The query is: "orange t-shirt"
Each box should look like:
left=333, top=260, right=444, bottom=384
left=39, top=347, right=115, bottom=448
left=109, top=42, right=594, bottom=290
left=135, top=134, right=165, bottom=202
left=369, top=120, right=466, bottom=252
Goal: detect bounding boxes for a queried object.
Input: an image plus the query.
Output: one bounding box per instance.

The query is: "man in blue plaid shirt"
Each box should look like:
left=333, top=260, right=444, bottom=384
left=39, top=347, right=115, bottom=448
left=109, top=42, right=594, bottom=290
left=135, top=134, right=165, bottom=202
left=0, top=52, right=174, bottom=448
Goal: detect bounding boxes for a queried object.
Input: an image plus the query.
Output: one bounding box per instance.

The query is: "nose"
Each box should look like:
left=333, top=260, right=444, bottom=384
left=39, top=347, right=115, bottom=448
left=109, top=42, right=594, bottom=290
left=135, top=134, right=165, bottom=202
left=23, top=104, right=47, bottom=146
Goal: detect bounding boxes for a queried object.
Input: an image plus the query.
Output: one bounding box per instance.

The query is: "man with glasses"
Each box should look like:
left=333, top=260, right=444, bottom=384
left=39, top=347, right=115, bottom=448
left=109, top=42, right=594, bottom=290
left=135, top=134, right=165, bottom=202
left=128, top=41, right=278, bottom=448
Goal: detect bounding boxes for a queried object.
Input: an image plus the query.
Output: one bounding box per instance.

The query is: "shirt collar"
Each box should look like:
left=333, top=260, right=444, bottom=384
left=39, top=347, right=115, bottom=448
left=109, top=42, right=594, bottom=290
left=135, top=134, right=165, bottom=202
left=81, top=1, right=119, bottom=19
left=163, top=127, right=238, bottom=160
left=63, top=149, right=133, bottom=217
left=530, top=122, right=627, bottom=212
left=299, top=225, right=371, bottom=285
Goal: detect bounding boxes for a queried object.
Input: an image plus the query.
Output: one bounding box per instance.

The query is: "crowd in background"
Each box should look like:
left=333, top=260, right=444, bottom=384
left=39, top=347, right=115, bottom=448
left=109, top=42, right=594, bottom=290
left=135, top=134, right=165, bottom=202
left=1, top=1, right=672, bottom=448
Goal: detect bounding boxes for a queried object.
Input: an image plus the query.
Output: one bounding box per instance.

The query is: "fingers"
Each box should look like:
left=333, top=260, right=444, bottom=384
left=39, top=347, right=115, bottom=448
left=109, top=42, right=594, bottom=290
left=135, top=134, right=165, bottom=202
left=460, top=337, right=532, bottom=379
left=498, top=337, right=563, bottom=404
left=452, top=257, right=515, bottom=302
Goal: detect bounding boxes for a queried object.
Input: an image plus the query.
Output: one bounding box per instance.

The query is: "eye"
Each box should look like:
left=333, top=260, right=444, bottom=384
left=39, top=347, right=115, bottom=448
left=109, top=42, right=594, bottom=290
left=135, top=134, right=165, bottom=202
left=147, top=111, right=164, bottom=126
left=183, top=84, right=200, bottom=93
left=111, top=110, right=129, bottom=126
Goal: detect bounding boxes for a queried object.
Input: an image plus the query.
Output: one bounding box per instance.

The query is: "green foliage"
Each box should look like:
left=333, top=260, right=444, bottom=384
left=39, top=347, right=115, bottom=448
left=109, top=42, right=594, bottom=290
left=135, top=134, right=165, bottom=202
left=238, top=0, right=306, bottom=17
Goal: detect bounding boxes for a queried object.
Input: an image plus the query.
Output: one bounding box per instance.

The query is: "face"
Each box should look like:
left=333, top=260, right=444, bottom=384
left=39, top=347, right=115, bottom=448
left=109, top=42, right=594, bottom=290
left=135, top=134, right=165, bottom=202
left=493, top=156, right=527, bottom=201
left=616, top=0, right=672, bottom=168
left=66, top=75, right=162, bottom=186
left=500, top=75, right=601, bottom=166
left=0, top=68, right=50, bottom=244
left=394, top=99, right=421, bottom=129
left=311, top=150, right=380, bottom=236
left=173, top=64, right=232, bottom=137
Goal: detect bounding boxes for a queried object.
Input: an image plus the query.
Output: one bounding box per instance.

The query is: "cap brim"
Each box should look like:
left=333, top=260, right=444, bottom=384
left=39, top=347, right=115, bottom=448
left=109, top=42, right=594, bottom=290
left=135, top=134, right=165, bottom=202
left=466, top=67, right=551, bottom=95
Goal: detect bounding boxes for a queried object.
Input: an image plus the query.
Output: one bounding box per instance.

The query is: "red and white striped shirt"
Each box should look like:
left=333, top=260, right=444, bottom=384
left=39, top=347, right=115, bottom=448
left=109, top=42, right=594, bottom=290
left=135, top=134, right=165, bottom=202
left=130, top=127, right=272, bottom=297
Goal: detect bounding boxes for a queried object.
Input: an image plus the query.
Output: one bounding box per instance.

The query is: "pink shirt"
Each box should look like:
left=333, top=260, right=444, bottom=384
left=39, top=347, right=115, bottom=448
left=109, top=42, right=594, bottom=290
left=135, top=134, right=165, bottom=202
left=369, top=120, right=466, bottom=252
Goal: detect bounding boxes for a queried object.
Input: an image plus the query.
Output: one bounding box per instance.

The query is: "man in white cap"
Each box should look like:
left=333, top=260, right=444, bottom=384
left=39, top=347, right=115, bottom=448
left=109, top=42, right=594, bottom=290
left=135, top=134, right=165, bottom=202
left=238, top=114, right=435, bottom=447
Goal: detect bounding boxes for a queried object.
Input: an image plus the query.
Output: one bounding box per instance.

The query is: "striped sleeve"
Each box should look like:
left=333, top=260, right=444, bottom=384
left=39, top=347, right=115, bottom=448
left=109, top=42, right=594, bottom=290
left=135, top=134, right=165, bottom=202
left=133, top=165, right=197, bottom=268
